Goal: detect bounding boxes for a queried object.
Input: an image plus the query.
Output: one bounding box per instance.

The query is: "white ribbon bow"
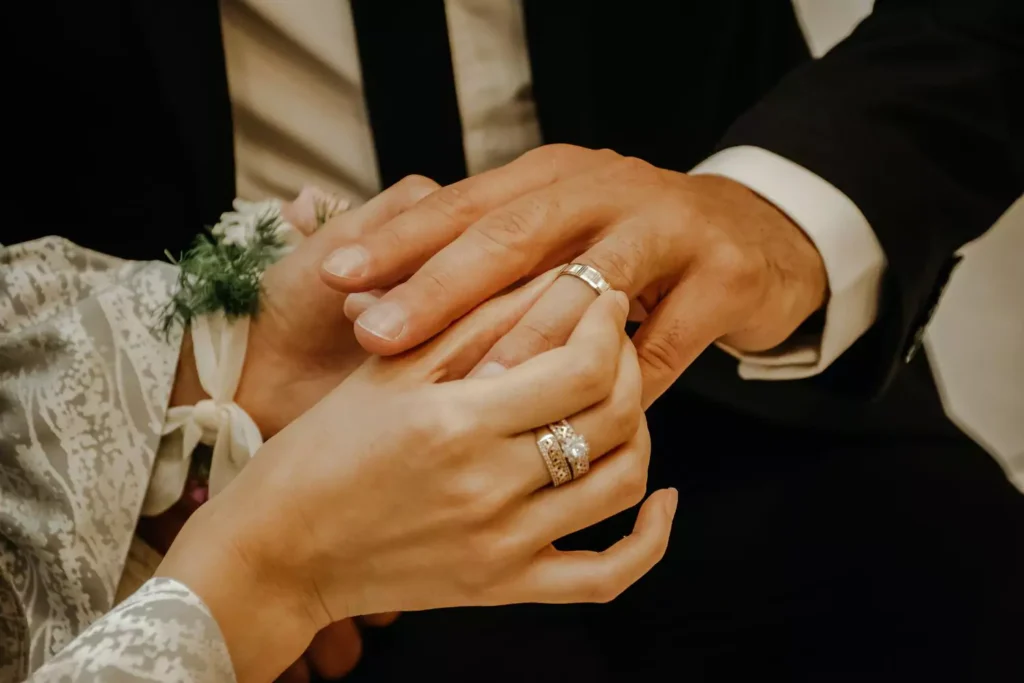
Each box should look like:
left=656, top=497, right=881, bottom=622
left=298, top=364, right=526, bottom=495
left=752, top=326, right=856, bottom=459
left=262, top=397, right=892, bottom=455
left=142, top=312, right=263, bottom=516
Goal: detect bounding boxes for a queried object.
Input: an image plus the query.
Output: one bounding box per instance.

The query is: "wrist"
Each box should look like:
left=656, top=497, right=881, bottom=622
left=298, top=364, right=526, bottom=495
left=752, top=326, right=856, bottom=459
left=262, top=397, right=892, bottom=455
left=171, top=324, right=276, bottom=438
left=170, top=329, right=208, bottom=408
left=156, top=492, right=320, bottom=682
left=708, top=175, right=828, bottom=351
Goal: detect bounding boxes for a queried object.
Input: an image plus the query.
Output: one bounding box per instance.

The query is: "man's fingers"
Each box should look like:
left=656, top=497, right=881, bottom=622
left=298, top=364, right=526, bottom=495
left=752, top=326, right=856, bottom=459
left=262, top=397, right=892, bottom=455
left=633, top=269, right=738, bottom=408
left=270, top=175, right=440, bottom=323
left=493, top=487, right=677, bottom=606
left=305, top=619, right=363, bottom=681
left=470, top=224, right=669, bottom=373
left=343, top=288, right=386, bottom=321
left=311, top=174, right=440, bottom=258
left=347, top=177, right=626, bottom=355
left=320, top=145, right=618, bottom=292
left=459, top=290, right=629, bottom=433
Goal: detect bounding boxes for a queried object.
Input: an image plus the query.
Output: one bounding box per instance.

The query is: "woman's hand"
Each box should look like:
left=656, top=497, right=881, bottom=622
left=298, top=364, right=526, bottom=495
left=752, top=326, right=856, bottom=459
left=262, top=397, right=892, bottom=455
left=160, top=180, right=440, bottom=681
left=170, top=177, right=443, bottom=438
left=158, top=283, right=676, bottom=683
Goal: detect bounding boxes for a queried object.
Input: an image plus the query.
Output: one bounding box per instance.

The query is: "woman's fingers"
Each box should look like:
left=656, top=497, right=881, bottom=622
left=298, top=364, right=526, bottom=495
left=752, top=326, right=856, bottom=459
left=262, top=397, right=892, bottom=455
left=400, top=268, right=561, bottom=382
left=496, top=487, right=677, bottom=606
left=504, top=418, right=651, bottom=541
left=500, top=341, right=644, bottom=493
left=461, top=290, right=629, bottom=433
left=466, top=274, right=595, bottom=377
left=304, top=619, right=363, bottom=681
left=469, top=221, right=670, bottom=376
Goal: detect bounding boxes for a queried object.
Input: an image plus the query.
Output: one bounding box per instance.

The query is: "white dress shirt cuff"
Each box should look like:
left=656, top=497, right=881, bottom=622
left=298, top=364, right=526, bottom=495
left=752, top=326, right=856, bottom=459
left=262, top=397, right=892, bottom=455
left=691, top=146, right=887, bottom=380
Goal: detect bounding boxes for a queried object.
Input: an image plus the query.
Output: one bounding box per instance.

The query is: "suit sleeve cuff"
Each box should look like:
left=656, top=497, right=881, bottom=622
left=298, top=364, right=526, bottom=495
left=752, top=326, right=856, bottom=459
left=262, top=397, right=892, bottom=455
left=691, top=146, right=887, bottom=380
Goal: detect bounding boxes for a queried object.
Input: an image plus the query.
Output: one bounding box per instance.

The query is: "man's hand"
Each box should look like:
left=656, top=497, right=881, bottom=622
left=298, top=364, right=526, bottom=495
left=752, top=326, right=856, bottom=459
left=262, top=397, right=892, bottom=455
left=319, top=144, right=827, bottom=405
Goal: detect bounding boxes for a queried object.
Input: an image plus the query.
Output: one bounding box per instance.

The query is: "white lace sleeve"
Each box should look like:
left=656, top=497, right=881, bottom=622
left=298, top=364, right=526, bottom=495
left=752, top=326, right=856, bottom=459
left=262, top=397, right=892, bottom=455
left=0, top=238, right=234, bottom=681
left=24, top=578, right=235, bottom=683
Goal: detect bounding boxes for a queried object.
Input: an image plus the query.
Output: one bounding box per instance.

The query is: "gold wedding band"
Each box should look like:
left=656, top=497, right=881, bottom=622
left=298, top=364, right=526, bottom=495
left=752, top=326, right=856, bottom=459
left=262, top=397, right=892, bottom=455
left=535, top=429, right=574, bottom=487
left=549, top=419, right=591, bottom=478
left=559, top=263, right=611, bottom=296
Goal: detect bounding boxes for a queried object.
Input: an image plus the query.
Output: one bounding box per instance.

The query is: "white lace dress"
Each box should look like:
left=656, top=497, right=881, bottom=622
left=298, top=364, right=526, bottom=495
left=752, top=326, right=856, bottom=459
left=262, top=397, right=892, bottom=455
left=1, top=238, right=234, bottom=682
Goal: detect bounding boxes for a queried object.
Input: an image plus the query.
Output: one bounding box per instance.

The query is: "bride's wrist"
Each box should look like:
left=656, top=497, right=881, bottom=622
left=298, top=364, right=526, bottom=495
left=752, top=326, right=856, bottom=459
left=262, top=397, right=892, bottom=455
left=156, top=495, right=320, bottom=682
left=170, top=330, right=208, bottom=409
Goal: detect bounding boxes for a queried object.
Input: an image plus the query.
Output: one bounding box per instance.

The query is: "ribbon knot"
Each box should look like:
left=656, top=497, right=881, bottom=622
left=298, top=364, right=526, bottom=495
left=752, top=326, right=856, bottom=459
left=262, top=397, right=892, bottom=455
left=191, top=399, right=224, bottom=437
left=143, top=313, right=264, bottom=516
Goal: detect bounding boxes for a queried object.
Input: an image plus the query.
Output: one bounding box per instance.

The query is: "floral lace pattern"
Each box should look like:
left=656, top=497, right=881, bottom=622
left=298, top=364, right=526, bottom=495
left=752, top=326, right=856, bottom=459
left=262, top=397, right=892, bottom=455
left=1, top=238, right=233, bottom=681
left=26, top=578, right=234, bottom=683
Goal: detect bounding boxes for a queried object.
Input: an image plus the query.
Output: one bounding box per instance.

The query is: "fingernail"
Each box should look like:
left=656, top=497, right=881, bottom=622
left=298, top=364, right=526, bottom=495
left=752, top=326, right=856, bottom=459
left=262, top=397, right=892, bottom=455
left=343, top=291, right=383, bottom=320
left=324, top=246, right=369, bottom=279
left=664, top=488, right=679, bottom=519
left=356, top=302, right=407, bottom=341
left=471, top=361, right=507, bottom=379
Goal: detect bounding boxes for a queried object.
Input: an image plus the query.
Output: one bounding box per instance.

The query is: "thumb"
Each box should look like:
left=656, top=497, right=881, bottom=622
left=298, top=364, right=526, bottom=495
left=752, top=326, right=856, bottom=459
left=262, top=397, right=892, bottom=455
left=632, top=282, right=724, bottom=408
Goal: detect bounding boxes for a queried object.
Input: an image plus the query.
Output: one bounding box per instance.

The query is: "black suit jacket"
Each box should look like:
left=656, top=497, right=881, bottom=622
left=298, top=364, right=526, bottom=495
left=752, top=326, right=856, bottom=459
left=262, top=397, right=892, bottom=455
left=6, top=0, right=1022, bottom=435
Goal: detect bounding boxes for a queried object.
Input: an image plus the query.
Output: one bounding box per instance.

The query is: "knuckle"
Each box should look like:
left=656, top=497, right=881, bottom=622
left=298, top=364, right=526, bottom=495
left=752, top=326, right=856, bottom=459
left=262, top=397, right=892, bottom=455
left=572, top=353, right=616, bottom=400
left=374, top=222, right=410, bottom=252
left=395, top=174, right=441, bottom=200
left=420, top=267, right=457, bottom=301
left=524, top=143, right=583, bottom=167
left=460, top=481, right=506, bottom=524
left=404, top=401, right=446, bottom=444
left=601, top=156, right=663, bottom=189
left=593, top=148, right=625, bottom=164
left=704, top=241, right=763, bottom=293
left=608, top=389, right=643, bottom=442
left=426, top=184, right=475, bottom=222
left=523, top=144, right=618, bottom=181
left=582, top=246, right=639, bottom=292
left=453, top=553, right=491, bottom=596
left=579, top=571, right=623, bottom=604
left=635, top=418, right=652, bottom=460
left=515, top=318, right=565, bottom=357
left=479, top=204, right=541, bottom=250
left=424, top=397, right=477, bottom=447
left=617, top=466, right=649, bottom=509
left=636, top=325, right=686, bottom=377
left=463, top=530, right=517, bottom=582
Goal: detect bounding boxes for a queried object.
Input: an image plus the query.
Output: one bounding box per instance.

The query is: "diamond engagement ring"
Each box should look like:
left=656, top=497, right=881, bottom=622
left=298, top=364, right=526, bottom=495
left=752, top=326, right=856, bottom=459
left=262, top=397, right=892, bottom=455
left=549, top=419, right=591, bottom=479
left=535, top=429, right=574, bottom=487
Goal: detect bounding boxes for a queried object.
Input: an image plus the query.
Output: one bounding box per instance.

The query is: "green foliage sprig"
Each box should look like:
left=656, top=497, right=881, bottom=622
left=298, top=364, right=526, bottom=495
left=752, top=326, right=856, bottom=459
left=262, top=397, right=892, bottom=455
left=161, top=201, right=290, bottom=334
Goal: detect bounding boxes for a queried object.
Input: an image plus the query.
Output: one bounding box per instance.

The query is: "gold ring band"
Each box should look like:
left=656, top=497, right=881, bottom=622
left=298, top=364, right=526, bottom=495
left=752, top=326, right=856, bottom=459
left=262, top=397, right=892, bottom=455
left=549, top=419, right=591, bottom=479
left=535, top=429, right=573, bottom=487
left=559, top=263, right=611, bottom=296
